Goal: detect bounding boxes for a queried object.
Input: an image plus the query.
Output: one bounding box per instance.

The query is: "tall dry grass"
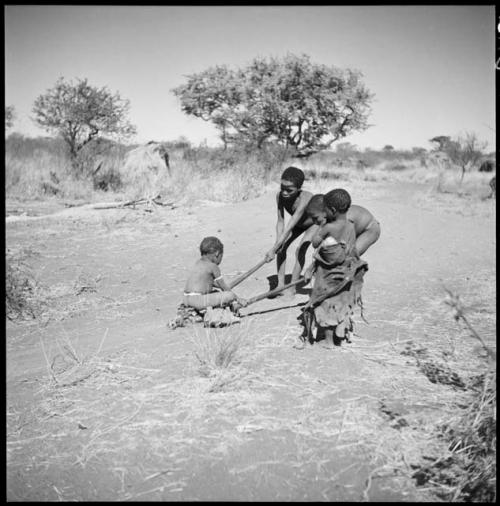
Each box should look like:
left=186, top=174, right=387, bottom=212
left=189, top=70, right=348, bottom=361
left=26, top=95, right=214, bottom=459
left=5, top=134, right=95, bottom=200
left=5, top=133, right=494, bottom=205
left=5, top=135, right=290, bottom=204
left=407, top=288, right=496, bottom=502
left=189, top=322, right=253, bottom=393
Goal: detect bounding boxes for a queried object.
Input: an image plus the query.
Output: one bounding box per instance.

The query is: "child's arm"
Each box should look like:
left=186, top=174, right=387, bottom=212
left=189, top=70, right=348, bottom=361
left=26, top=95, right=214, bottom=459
left=214, top=276, right=232, bottom=292
left=212, top=264, right=230, bottom=291
left=311, top=223, right=329, bottom=248
left=265, top=193, right=285, bottom=261
left=303, top=260, right=316, bottom=283
left=212, top=265, right=247, bottom=305
left=267, top=193, right=309, bottom=259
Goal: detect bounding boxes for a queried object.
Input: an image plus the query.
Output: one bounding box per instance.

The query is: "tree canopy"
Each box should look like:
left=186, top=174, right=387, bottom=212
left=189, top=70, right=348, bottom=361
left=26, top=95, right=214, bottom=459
left=33, top=77, right=136, bottom=168
left=429, top=135, right=451, bottom=151
left=172, top=54, right=374, bottom=156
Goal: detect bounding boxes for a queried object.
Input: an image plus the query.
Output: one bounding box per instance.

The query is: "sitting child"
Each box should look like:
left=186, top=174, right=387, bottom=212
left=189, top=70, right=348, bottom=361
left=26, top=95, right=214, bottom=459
left=302, top=191, right=368, bottom=346
left=169, top=236, right=247, bottom=328
left=184, top=236, right=247, bottom=310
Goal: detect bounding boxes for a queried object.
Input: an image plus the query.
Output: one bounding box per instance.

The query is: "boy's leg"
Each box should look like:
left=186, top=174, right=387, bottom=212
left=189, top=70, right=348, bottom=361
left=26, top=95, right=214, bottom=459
left=183, top=291, right=235, bottom=310
left=355, top=220, right=381, bottom=256
left=276, top=228, right=303, bottom=290
left=285, top=224, right=318, bottom=297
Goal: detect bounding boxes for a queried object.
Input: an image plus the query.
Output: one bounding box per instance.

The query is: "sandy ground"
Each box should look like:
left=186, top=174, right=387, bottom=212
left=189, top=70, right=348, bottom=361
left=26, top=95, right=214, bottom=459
left=6, top=179, right=496, bottom=501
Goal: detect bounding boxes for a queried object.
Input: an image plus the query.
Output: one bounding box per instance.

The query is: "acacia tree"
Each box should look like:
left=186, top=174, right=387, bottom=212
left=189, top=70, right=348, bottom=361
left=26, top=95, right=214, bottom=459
left=33, top=77, right=136, bottom=173
left=172, top=54, right=374, bottom=156
left=444, top=132, right=487, bottom=183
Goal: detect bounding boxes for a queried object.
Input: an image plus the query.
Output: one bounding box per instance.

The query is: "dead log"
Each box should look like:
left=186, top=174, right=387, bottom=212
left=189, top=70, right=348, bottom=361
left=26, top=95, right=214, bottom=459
left=6, top=196, right=176, bottom=223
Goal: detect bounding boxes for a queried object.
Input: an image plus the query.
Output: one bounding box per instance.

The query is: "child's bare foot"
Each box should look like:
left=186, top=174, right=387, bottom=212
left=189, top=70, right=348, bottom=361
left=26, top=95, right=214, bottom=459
left=268, top=284, right=286, bottom=299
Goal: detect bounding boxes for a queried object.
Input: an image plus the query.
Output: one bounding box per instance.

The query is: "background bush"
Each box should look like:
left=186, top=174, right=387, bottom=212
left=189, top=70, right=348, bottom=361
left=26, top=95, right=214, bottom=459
left=4, top=133, right=495, bottom=204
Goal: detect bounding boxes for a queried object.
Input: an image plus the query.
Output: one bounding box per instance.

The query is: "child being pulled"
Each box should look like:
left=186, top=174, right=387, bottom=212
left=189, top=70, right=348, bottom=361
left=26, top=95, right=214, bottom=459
left=302, top=190, right=368, bottom=347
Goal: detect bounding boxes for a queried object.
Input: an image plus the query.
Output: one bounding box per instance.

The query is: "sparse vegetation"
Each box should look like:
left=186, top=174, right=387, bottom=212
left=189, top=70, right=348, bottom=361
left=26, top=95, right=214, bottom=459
left=435, top=369, right=496, bottom=502
left=4, top=118, right=494, bottom=502
left=6, top=131, right=494, bottom=206
left=6, top=150, right=495, bottom=501
left=172, top=53, right=374, bottom=156
left=430, top=132, right=489, bottom=184
left=444, top=133, right=488, bottom=184
left=32, top=77, right=136, bottom=174
left=6, top=250, right=44, bottom=320
left=191, top=325, right=250, bottom=392
left=406, top=288, right=496, bottom=502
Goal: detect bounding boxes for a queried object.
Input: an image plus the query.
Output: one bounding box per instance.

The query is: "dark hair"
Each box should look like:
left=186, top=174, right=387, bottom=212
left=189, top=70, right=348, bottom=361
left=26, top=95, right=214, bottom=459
left=281, top=166, right=305, bottom=188
left=305, top=194, right=325, bottom=215
left=200, top=236, right=224, bottom=255
left=324, top=188, right=351, bottom=214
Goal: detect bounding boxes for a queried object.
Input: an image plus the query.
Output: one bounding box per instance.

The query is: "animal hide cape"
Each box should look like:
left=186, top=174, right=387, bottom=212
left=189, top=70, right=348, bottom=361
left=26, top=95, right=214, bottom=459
left=168, top=304, right=241, bottom=329
left=303, top=243, right=368, bottom=340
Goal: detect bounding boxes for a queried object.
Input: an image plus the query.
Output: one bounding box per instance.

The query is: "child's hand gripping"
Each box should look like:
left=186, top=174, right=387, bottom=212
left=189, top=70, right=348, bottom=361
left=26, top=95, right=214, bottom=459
left=264, top=249, right=276, bottom=262
left=237, top=297, right=248, bottom=308
left=303, top=264, right=315, bottom=284
left=231, top=297, right=248, bottom=312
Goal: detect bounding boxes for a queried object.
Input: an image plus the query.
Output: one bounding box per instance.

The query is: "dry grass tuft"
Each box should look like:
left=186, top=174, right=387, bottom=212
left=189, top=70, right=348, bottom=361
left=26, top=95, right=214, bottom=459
left=408, top=287, right=496, bottom=502
left=443, top=286, right=496, bottom=361
left=6, top=249, right=46, bottom=320
left=189, top=323, right=253, bottom=392
left=37, top=326, right=110, bottom=388
left=440, top=370, right=496, bottom=501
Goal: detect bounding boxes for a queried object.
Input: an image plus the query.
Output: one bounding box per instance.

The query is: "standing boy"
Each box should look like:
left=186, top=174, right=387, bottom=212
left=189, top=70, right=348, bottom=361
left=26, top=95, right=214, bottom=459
left=265, top=167, right=316, bottom=298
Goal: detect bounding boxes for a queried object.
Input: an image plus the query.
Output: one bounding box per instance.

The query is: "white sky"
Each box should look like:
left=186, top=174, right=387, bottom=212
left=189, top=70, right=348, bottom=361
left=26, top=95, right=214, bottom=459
left=4, top=5, right=496, bottom=151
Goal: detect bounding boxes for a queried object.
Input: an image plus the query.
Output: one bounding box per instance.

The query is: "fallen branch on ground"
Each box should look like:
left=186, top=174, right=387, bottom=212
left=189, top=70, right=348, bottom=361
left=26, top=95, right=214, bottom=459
left=6, top=196, right=176, bottom=223
left=443, top=286, right=495, bottom=360
left=64, top=195, right=176, bottom=210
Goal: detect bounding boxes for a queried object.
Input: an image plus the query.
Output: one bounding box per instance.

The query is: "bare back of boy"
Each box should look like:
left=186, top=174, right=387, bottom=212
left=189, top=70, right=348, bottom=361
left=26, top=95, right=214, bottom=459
left=183, top=259, right=235, bottom=310
left=347, top=204, right=381, bottom=256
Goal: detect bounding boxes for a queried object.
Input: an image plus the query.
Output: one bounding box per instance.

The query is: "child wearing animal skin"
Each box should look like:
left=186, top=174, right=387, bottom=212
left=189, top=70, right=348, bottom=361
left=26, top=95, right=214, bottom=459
left=304, top=191, right=358, bottom=278
left=302, top=190, right=369, bottom=345
left=264, top=166, right=380, bottom=300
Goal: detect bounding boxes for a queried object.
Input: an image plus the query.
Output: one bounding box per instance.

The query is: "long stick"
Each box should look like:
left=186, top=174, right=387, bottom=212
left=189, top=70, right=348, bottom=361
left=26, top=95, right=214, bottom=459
left=245, top=278, right=306, bottom=306
left=228, top=258, right=267, bottom=289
